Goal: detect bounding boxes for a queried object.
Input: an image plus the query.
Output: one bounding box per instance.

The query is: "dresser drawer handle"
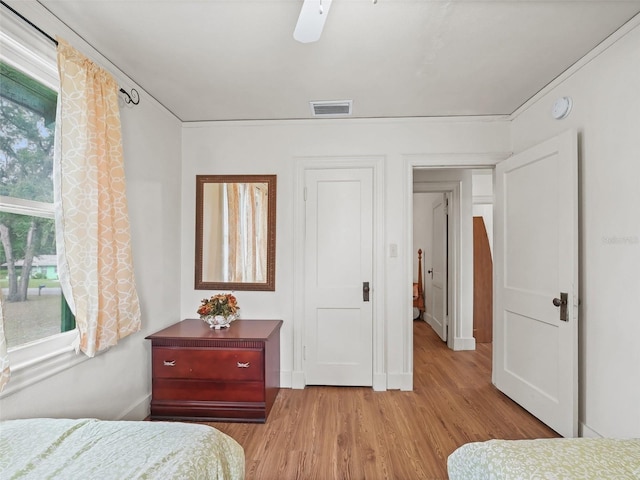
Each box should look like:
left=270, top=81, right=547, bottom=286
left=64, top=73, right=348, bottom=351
left=237, top=362, right=250, bottom=368
left=163, top=360, right=176, bottom=367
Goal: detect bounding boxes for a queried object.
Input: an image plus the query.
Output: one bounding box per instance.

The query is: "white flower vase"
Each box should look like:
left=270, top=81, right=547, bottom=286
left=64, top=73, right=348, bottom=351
left=202, top=314, right=235, bottom=329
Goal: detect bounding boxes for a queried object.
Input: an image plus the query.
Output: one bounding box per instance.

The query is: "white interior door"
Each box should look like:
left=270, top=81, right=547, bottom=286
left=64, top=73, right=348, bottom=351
left=494, top=129, right=578, bottom=438
left=304, top=168, right=373, bottom=386
left=429, top=194, right=448, bottom=341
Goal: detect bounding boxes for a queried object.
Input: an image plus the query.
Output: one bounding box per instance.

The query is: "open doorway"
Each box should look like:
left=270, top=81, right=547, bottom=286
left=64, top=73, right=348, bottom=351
left=411, top=168, right=494, bottom=352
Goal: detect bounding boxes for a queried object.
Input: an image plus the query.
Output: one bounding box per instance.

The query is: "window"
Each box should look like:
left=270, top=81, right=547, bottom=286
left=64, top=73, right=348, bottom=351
left=1, top=59, right=76, bottom=348
left=0, top=16, right=83, bottom=396
left=2, top=62, right=56, bottom=340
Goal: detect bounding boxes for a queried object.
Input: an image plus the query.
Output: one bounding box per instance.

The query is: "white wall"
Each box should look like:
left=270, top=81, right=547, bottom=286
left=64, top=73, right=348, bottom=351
left=0, top=3, right=182, bottom=420
left=181, top=118, right=510, bottom=389
left=472, top=170, right=494, bottom=258
left=510, top=20, right=640, bottom=438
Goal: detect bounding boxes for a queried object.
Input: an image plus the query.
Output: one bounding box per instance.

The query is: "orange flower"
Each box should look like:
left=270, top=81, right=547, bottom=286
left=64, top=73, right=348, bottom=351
left=197, top=293, right=240, bottom=319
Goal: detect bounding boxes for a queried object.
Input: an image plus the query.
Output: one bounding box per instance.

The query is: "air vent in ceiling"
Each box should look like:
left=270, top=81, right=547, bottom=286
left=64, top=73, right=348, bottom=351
left=310, top=100, right=353, bottom=117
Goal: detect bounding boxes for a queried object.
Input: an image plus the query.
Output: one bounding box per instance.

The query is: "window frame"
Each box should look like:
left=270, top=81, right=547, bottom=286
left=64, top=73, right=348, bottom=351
left=0, top=12, right=84, bottom=399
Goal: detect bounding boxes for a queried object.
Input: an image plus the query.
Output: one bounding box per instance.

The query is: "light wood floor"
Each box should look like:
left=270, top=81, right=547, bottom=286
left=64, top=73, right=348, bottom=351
left=207, top=320, right=558, bottom=480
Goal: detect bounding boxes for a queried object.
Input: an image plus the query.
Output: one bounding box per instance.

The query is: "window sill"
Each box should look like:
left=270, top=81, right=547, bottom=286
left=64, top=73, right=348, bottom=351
left=0, top=330, right=87, bottom=399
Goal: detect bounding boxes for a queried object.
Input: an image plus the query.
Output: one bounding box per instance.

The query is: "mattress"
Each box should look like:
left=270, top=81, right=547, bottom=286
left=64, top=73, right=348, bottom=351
left=448, top=437, right=640, bottom=480
left=0, top=418, right=244, bottom=479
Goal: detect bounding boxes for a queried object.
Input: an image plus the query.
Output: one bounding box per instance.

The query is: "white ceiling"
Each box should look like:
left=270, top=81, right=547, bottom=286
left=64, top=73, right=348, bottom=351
left=33, top=0, right=640, bottom=122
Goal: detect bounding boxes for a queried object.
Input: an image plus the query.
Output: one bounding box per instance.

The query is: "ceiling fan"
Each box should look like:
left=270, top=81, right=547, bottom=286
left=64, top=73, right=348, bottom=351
left=293, top=0, right=333, bottom=43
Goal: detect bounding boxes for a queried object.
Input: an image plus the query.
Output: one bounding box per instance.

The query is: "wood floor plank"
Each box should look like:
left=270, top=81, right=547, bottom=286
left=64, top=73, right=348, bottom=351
left=206, top=320, right=558, bottom=479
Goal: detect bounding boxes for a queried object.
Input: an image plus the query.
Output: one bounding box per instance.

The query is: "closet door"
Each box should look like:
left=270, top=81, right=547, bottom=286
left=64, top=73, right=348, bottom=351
left=304, top=167, right=374, bottom=386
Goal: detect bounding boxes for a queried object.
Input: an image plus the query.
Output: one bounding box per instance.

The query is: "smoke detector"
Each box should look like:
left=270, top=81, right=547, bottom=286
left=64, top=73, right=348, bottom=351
left=310, top=100, right=353, bottom=117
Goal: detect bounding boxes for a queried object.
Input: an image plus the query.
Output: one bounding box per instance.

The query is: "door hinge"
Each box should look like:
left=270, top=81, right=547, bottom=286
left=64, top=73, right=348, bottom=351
left=444, top=197, right=449, bottom=215
left=303, top=345, right=306, bottom=360
left=304, top=187, right=307, bottom=201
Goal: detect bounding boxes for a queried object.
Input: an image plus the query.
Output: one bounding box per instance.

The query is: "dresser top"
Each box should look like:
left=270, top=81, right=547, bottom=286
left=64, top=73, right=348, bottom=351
left=146, top=319, right=282, bottom=342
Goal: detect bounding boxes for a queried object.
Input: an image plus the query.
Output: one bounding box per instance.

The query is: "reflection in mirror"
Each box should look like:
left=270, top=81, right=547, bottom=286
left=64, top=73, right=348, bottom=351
left=196, top=175, right=276, bottom=291
left=202, top=182, right=268, bottom=282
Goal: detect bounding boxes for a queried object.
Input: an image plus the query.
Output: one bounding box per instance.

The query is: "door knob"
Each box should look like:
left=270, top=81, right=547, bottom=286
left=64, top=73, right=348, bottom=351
left=363, top=282, right=370, bottom=302
left=552, top=292, right=569, bottom=322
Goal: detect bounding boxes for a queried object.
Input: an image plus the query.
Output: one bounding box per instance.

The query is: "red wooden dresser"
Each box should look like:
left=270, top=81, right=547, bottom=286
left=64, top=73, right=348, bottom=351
left=146, top=319, right=282, bottom=423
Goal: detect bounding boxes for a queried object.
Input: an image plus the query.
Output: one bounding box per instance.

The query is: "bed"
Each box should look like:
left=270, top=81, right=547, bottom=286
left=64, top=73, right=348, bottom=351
left=448, top=437, right=640, bottom=479
left=0, top=418, right=244, bottom=479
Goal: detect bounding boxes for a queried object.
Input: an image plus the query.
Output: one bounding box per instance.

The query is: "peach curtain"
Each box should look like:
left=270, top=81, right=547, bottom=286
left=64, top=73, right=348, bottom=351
left=54, top=38, right=141, bottom=357
left=0, top=292, right=9, bottom=391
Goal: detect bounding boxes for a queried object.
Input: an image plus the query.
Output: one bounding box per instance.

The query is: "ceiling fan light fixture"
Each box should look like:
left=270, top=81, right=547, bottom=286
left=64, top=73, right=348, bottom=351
left=294, top=0, right=333, bottom=43
left=310, top=100, right=353, bottom=117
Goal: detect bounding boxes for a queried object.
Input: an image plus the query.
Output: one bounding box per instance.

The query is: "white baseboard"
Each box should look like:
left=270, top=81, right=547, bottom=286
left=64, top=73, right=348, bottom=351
left=387, top=372, right=413, bottom=391
left=117, top=394, right=150, bottom=420
left=279, top=370, right=292, bottom=388
left=373, top=372, right=387, bottom=391
left=291, top=370, right=306, bottom=389
left=452, top=336, right=476, bottom=351
left=580, top=423, right=603, bottom=438
left=426, top=315, right=437, bottom=332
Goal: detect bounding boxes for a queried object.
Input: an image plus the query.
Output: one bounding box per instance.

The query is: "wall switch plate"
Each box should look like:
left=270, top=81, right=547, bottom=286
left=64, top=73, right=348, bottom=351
left=389, top=243, right=398, bottom=257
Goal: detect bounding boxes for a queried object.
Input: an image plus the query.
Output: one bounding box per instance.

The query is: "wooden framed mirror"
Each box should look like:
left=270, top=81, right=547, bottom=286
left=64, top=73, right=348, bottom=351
left=195, top=174, right=276, bottom=291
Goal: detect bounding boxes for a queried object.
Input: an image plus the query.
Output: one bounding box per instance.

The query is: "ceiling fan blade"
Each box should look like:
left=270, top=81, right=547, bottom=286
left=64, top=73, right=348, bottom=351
left=293, top=0, right=333, bottom=43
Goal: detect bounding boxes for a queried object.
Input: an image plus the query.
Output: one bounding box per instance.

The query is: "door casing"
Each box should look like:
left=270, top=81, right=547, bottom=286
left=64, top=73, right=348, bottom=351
left=406, top=155, right=509, bottom=388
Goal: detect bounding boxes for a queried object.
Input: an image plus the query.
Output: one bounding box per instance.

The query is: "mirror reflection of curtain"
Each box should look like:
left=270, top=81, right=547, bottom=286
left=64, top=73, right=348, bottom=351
left=225, top=183, right=268, bottom=282
left=202, top=184, right=225, bottom=281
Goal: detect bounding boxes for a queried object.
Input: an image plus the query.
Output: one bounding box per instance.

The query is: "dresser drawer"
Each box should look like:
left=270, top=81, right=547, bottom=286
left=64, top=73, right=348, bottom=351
left=153, top=379, right=265, bottom=402
left=152, top=347, right=263, bottom=381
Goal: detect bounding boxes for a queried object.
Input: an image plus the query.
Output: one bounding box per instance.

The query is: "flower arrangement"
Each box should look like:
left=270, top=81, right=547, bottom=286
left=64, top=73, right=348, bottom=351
left=197, top=293, right=239, bottom=329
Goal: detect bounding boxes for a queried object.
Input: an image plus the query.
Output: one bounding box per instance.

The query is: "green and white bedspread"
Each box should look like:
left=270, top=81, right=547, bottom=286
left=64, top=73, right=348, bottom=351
left=0, top=418, right=244, bottom=479
left=448, top=437, right=640, bottom=479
